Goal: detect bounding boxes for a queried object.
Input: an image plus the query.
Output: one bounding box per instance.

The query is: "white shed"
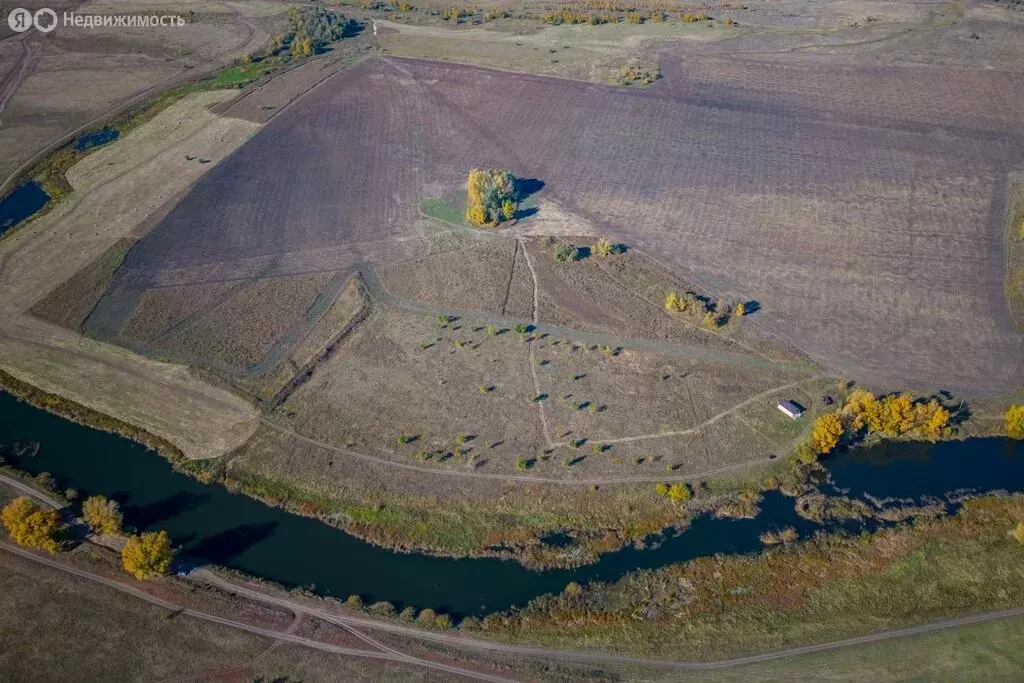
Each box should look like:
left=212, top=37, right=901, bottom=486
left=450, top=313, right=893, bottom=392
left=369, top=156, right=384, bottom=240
left=777, top=400, right=804, bottom=419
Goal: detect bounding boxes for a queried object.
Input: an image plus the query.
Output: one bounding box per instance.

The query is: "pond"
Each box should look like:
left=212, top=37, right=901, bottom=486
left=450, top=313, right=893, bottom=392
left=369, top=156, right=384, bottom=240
left=1, top=390, right=1022, bottom=617
left=0, top=181, right=49, bottom=236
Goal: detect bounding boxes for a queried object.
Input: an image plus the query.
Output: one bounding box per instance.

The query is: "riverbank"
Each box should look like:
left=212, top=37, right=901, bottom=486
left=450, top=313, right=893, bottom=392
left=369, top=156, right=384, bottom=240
left=473, top=494, right=1024, bottom=661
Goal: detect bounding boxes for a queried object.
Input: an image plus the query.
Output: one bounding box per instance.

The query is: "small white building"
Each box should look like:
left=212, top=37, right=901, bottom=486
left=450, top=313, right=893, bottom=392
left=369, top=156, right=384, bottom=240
left=777, top=399, right=804, bottom=420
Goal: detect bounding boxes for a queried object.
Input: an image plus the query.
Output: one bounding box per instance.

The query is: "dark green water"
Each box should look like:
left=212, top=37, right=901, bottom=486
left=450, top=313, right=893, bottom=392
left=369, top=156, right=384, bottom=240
left=2, top=390, right=1022, bottom=616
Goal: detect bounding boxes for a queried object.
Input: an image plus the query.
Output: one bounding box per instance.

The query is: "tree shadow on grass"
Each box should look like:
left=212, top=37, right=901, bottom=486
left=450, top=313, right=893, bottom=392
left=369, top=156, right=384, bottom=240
left=188, top=522, right=279, bottom=565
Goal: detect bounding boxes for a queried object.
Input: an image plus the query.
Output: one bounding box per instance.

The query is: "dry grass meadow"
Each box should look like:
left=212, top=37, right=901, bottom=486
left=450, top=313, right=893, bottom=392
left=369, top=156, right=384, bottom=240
left=3, top=0, right=1024, bottom=565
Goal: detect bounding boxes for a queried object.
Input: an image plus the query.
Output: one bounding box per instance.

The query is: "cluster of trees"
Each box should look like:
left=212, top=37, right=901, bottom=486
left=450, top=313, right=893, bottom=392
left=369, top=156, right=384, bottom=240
left=615, top=60, right=662, bottom=86
left=842, top=389, right=951, bottom=440
left=1007, top=405, right=1024, bottom=439
left=542, top=9, right=617, bottom=24
left=466, top=169, right=519, bottom=226
left=664, top=290, right=733, bottom=329
left=1, top=494, right=174, bottom=581
left=273, top=7, right=356, bottom=59
left=799, top=389, right=953, bottom=462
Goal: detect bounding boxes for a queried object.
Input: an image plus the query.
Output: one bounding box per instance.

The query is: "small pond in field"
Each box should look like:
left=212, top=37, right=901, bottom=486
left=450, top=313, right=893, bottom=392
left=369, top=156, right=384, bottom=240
left=2, top=389, right=1022, bottom=617
left=0, top=181, right=49, bottom=236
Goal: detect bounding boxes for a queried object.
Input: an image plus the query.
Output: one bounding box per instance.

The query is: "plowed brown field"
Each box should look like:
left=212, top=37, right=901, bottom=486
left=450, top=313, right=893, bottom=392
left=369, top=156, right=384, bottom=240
left=101, top=54, right=1024, bottom=393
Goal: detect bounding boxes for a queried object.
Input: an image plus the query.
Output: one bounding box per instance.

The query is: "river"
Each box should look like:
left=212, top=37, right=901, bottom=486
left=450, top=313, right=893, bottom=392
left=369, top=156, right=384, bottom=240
left=1, top=390, right=1021, bottom=616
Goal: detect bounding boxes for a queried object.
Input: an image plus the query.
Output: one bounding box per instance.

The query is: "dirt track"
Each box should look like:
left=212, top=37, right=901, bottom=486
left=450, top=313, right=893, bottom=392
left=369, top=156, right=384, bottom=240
left=106, top=49, right=1024, bottom=394
left=5, top=536, right=1024, bottom=676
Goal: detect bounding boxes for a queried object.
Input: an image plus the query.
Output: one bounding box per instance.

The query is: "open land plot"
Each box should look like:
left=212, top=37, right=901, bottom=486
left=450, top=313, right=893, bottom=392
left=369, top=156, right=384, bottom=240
left=0, top=1, right=274, bottom=189
left=0, top=90, right=261, bottom=459
left=105, top=49, right=1024, bottom=395
left=249, top=303, right=821, bottom=484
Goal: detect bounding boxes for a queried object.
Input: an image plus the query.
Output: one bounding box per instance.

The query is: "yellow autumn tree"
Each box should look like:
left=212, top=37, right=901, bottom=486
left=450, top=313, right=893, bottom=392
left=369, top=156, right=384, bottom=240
left=82, top=495, right=123, bottom=536
left=466, top=168, right=518, bottom=226
left=1, top=497, right=61, bottom=553
left=593, top=238, right=616, bottom=257
left=1007, top=406, right=1024, bottom=439
left=667, top=482, right=692, bottom=503
left=844, top=389, right=950, bottom=438
left=665, top=292, right=681, bottom=312
left=811, top=413, right=844, bottom=455
left=735, top=302, right=745, bottom=317
left=121, top=530, right=174, bottom=581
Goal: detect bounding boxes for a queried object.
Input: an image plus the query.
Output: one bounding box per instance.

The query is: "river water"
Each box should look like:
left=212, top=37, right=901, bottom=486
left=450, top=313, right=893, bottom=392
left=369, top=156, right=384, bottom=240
left=1, top=390, right=1021, bottom=616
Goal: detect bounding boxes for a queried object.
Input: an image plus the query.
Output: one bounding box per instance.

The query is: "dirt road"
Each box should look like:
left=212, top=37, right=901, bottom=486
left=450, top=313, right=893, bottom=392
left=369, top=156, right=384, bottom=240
left=0, top=541, right=516, bottom=682
left=3, top=536, right=1023, bottom=676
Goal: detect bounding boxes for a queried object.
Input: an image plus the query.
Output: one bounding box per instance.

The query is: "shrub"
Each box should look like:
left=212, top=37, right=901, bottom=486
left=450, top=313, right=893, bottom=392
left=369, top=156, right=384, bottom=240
left=416, top=608, right=438, bottom=626
left=1013, top=522, right=1024, bottom=544
left=368, top=601, right=395, bottom=616
left=593, top=238, right=617, bottom=257
left=665, top=291, right=681, bottom=311
left=553, top=243, right=578, bottom=262
left=399, top=606, right=417, bottom=621
left=735, top=302, right=745, bottom=317
left=82, top=495, right=123, bottom=536
left=667, top=482, right=692, bottom=504
left=812, top=413, right=844, bottom=455
left=655, top=482, right=669, bottom=496
left=121, top=530, right=174, bottom=580
left=514, top=457, right=534, bottom=471
left=487, top=325, right=498, bottom=336
left=626, top=11, right=643, bottom=23
left=514, top=323, right=528, bottom=334
left=435, top=613, right=454, bottom=629
left=346, top=594, right=364, bottom=609
left=1, top=497, right=61, bottom=553
left=1006, top=406, right=1024, bottom=439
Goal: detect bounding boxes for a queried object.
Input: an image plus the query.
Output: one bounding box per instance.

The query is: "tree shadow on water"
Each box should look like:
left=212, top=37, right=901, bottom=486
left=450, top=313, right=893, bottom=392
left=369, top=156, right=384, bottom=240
left=188, top=522, right=279, bottom=565
left=123, top=491, right=211, bottom=528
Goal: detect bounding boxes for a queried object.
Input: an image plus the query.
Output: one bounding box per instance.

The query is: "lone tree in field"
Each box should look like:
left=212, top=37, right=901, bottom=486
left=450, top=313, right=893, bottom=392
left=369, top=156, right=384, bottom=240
left=466, top=168, right=519, bottom=226
left=1, top=497, right=61, bottom=553
left=82, top=495, right=123, bottom=536
left=121, top=530, right=175, bottom=581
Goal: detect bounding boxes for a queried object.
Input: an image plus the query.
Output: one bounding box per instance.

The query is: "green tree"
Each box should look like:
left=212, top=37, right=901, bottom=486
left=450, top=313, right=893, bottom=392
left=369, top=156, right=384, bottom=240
left=1, top=497, right=61, bottom=553
left=121, top=530, right=174, bottom=581
left=82, top=495, right=123, bottom=536
left=553, top=243, right=577, bottom=262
